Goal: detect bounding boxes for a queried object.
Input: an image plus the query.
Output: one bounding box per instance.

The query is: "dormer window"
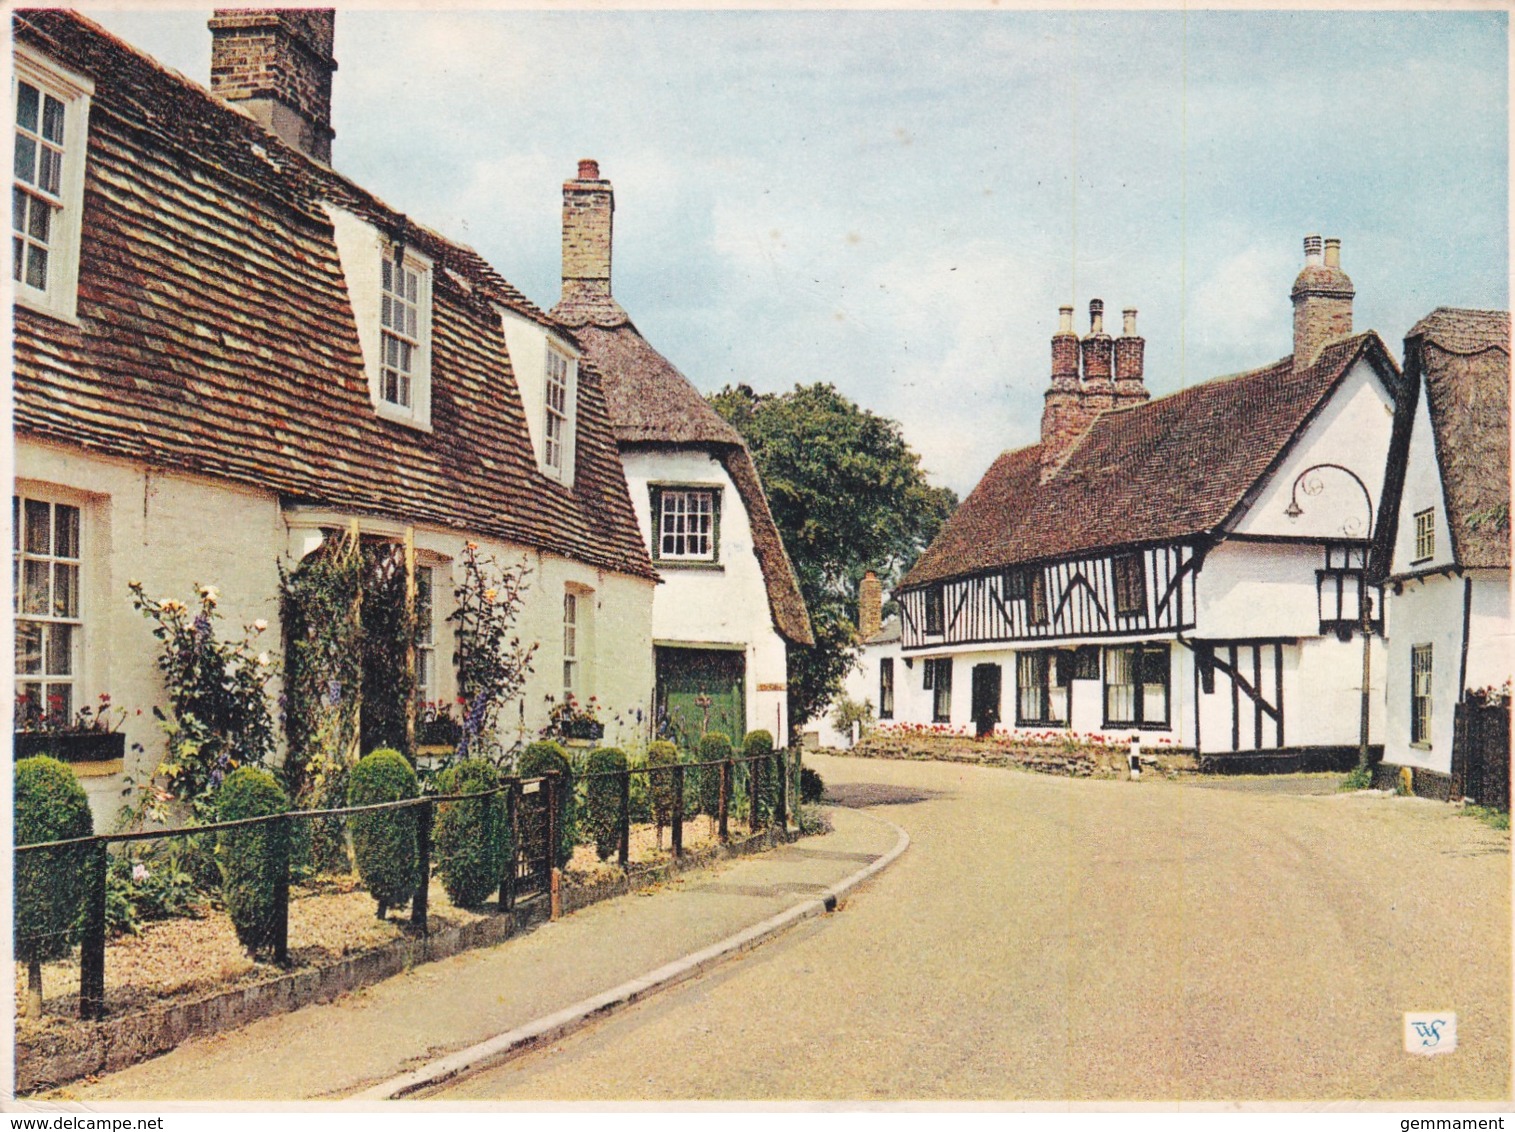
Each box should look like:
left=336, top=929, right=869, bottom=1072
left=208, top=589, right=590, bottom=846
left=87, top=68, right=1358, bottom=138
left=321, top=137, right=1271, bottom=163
left=545, top=346, right=570, bottom=473
left=12, top=49, right=92, bottom=323
left=381, top=256, right=422, bottom=410
left=322, top=205, right=433, bottom=430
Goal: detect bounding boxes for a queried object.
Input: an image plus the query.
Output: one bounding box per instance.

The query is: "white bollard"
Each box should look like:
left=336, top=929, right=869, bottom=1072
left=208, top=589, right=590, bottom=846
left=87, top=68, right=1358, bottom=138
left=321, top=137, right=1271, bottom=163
left=1128, top=734, right=1142, bottom=780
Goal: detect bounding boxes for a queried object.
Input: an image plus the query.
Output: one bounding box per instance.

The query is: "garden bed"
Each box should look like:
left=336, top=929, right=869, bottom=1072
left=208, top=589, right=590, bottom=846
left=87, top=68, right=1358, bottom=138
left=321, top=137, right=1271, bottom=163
left=836, top=730, right=1198, bottom=778
left=14, top=817, right=797, bottom=1094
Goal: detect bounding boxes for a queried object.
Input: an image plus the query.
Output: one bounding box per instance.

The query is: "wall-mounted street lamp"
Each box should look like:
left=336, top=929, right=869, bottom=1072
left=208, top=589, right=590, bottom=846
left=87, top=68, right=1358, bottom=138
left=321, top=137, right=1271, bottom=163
left=1285, top=462, right=1376, bottom=772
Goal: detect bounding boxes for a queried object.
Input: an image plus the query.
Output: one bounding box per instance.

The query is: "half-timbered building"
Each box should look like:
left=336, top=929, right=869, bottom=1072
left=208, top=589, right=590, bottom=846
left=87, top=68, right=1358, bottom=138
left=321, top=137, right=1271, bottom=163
left=11, top=11, right=658, bottom=815
left=894, top=238, right=1401, bottom=765
left=1374, top=308, right=1511, bottom=800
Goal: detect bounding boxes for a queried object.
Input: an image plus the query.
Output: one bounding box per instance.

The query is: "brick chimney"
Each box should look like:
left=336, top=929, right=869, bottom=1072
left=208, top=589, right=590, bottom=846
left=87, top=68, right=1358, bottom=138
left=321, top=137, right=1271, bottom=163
left=1080, top=299, right=1115, bottom=414
left=562, top=159, right=615, bottom=308
left=858, top=571, right=883, bottom=641
left=1113, top=308, right=1149, bottom=409
left=209, top=9, right=336, bottom=164
left=1040, top=305, right=1082, bottom=482
left=1291, top=234, right=1354, bottom=369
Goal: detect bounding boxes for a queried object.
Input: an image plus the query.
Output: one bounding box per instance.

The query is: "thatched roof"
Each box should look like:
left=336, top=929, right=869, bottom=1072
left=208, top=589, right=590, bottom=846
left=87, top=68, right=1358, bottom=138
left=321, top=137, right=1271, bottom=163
left=1399, top=308, right=1510, bottom=570
left=554, top=280, right=813, bottom=646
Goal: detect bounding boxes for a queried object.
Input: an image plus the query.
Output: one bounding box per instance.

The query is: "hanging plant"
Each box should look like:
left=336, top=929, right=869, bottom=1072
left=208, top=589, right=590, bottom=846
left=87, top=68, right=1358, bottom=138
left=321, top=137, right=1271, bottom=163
left=450, top=542, right=538, bottom=762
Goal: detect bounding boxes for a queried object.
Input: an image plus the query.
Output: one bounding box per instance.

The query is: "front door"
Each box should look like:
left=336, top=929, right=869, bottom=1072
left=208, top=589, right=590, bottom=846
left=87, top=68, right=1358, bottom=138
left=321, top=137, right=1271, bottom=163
left=971, top=663, right=1002, bottom=737
left=656, top=646, right=747, bottom=753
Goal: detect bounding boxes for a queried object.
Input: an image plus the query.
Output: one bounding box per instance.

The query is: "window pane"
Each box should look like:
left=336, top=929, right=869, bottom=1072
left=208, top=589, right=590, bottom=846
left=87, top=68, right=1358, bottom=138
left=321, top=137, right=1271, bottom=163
left=38, top=145, right=60, bottom=196
left=26, top=195, right=49, bottom=241
left=1143, top=684, right=1166, bottom=722
left=12, top=186, right=26, bottom=233
left=54, top=563, right=78, bottom=617
left=25, top=243, right=46, bottom=290
left=396, top=339, right=412, bottom=372
left=416, top=649, right=432, bottom=691
left=381, top=293, right=393, bottom=329
left=54, top=504, right=78, bottom=558
left=46, top=623, right=74, bottom=675
left=382, top=257, right=392, bottom=294
left=12, top=235, right=22, bottom=282
left=14, top=134, right=36, bottom=184
left=16, top=620, right=42, bottom=674
left=406, top=270, right=417, bottom=303
left=416, top=567, right=433, bottom=645
left=41, top=94, right=64, bottom=144
left=22, top=558, right=49, bottom=615
left=47, top=682, right=72, bottom=722
left=16, top=82, right=39, bottom=132
left=397, top=373, right=410, bottom=407
left=12, top=495, right=19, bottom=551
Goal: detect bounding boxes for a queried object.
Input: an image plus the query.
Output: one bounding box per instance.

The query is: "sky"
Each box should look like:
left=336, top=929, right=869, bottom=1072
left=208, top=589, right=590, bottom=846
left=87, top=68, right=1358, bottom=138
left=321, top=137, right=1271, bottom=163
left=82, top=6, right=1509, bottom=498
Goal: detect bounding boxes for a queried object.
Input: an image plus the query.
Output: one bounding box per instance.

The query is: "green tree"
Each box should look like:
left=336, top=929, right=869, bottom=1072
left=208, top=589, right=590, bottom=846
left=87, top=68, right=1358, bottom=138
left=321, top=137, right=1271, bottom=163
left=709, top=383, right=956, bottom=732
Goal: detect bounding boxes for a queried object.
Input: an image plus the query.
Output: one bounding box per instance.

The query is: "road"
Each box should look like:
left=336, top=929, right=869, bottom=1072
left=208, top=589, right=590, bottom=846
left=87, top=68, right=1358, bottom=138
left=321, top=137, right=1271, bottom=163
left=438, top=752, right=1510, bottom=1102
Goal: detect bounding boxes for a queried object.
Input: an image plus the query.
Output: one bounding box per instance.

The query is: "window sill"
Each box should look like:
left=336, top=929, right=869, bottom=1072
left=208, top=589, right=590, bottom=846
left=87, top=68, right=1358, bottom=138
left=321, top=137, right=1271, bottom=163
left=655, top=560, right=725, bottom=572
left=1409, top=557, right=1434, bottom=568
left=15, top=292, right=81, bottom=327
left=374, top=399, right=433, bottom=432
left=1410, top=741, right=1433, bottom=751
left=1105, top=721, right=1172, bottom=732
left=1016, top=720, right=1070, bottom=729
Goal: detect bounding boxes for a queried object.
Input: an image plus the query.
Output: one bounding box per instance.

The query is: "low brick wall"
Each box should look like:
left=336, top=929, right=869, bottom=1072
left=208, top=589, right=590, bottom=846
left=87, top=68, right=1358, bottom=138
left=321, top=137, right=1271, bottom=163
left=16, top=826, right=800, bottom=1095
left=837, top=733, right=1198, bottom=778
left=1372, top=762, right=1455, bottom=802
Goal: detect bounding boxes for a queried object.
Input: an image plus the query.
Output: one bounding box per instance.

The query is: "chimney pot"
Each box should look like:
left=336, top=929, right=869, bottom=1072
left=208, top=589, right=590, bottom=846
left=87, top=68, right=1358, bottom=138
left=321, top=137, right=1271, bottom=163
left=1058, top=305, right=1074, bottom=334
left=577, top=158, right=600, bottom=181
left=1089, top=298, right=1105, bottom=335
left=1291, top=233, right=1354, bottom=368
left=1122, top=308, right=1137, bottom=336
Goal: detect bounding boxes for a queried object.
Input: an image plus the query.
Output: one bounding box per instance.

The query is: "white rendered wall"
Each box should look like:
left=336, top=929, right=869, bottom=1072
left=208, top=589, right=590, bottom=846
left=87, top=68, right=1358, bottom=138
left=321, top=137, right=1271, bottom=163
left=1194, top=541, right=1322, bottom=639
left=17, top=438, right=285, bottom=821
left=619, top=446, right=791, bottom=746
left=1388, top=381, right=1456, bottom=575
left=17, top=437, right=655, bottom=823
left=1229, top=358, right=1396, bottom=543
left=1466, top=570, right=1513, bottom=693
left=1382, top=573, right=1465, bottom=774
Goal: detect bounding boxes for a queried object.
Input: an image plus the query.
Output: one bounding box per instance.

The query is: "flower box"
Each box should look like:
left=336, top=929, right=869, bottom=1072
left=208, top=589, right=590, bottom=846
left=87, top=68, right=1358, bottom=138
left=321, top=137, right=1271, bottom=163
left=14, top=730, right=126, bottom=775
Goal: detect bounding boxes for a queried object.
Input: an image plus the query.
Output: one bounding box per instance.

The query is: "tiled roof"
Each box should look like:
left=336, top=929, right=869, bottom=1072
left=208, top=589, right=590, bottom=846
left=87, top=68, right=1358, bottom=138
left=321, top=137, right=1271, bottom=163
left=1407, top=308, right=1510, bottom=570
left=13, top=10, right=654, bottom=581
left=553, top=251, right=812, bottom=644
left=901, top=333, right=1396, bottom=589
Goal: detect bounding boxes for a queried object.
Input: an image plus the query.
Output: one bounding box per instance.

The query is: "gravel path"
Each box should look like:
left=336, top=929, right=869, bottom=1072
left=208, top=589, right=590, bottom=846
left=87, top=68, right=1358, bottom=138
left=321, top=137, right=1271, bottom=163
left=446, top=753, right=1510, bottom=1102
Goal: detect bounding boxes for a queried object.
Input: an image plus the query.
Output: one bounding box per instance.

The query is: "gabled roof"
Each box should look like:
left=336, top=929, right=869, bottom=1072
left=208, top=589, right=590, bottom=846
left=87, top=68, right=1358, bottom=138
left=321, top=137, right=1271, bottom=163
left=902, top=333, right=1397, bottom=589
left=1384, top=308, right=1510, bottom=571
left=552, top=239, right=813, bottom=645
left=13, top=10, right=654, bottom=581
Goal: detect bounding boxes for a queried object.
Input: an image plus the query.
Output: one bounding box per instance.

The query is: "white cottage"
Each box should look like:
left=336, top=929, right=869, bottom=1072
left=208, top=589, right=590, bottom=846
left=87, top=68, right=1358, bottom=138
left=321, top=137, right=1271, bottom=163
left=891, top=237, right=1400, bottom=769
left=549, top=163, right=813, bottom=750
left=1374, top=308, right=1511, bottom=800
left=11, top=11, right=658, bottom=816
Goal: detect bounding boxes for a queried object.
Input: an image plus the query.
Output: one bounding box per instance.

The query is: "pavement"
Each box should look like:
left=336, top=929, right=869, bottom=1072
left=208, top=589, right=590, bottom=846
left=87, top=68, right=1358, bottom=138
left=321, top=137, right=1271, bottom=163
left=52, top=801, right=906, bottom=1103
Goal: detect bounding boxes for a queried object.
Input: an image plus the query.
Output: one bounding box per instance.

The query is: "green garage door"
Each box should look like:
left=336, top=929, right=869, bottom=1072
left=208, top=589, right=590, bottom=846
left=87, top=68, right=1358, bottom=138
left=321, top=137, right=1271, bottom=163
left=657, top=646, right=746, bottom=753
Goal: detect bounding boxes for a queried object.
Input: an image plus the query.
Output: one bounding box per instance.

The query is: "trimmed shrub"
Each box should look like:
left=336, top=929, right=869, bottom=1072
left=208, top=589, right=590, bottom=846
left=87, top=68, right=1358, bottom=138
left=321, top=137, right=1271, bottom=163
left=582, top=747, right=628, bottom=861
left=800, top=765, right=825, bottom=805
left=696, top=732, right=733, bottom=817
left=518, top=740, right=574, bottom=869
left=15, top=756, right=93, bottom=1014
left=434, top=759, right=506, bottom=908
left=743, top=730, right=778, bottom=819
left=347, top=749, right=419, bottom=917
left=646, top=740, right=679, bottom=843
left=215, top=766, right=289, bottom=957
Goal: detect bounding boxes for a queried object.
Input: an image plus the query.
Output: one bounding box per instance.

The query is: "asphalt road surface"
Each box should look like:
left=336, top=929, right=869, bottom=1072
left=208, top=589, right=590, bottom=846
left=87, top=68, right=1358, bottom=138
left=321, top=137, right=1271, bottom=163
left=438, top=752, right=1510, bottom=1102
